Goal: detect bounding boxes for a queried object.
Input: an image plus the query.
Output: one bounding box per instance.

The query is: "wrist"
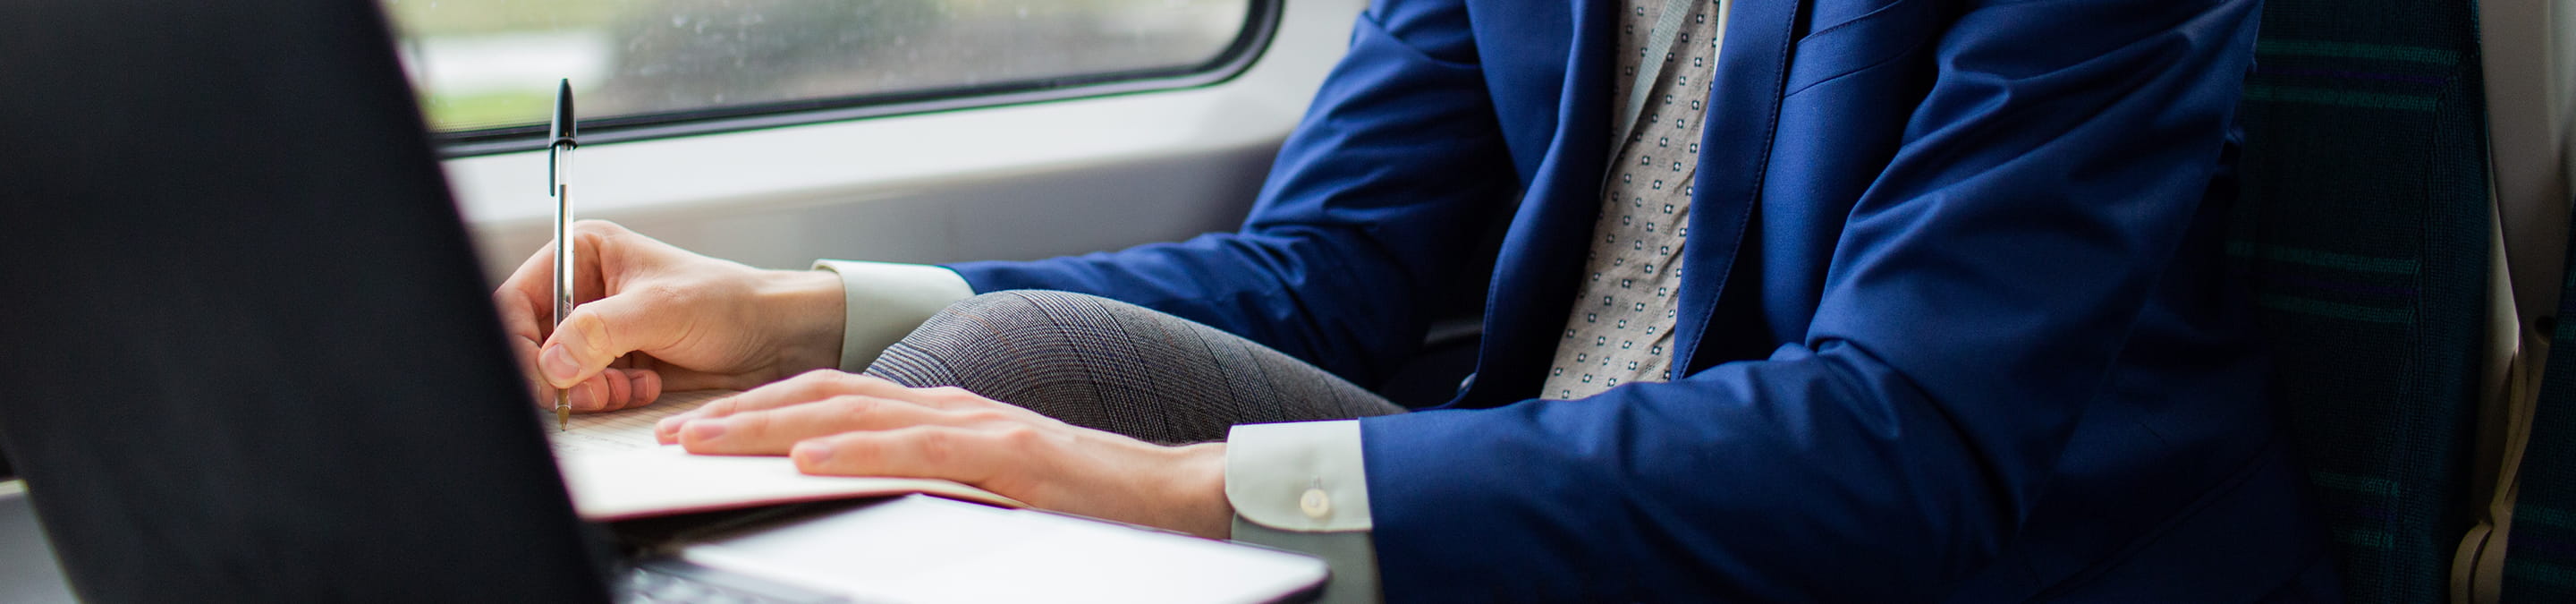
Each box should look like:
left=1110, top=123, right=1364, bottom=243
left=1161, top=442, right=1235, bottom=540
left=757, top=268, right=847, bottom=376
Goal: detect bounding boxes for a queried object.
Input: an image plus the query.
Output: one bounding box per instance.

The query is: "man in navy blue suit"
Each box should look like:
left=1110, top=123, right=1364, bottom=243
left=496, top=0, right=2340, bottom=600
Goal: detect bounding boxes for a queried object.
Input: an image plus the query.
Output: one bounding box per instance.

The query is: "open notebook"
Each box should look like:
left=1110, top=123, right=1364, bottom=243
left=547, top=390, right=1021, bottom=521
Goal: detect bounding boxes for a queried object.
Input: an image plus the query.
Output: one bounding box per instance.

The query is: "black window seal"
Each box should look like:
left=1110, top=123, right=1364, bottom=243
left=429, top=0, right=1284, bottom=158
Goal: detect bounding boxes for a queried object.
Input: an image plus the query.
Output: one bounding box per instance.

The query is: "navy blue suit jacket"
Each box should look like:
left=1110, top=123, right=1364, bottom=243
left=953, top=0, right=2340, bottom=600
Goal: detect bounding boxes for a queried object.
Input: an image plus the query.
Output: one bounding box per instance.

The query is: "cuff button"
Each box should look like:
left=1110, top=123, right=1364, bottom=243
left=1299, top=487, right=1332, bottom=519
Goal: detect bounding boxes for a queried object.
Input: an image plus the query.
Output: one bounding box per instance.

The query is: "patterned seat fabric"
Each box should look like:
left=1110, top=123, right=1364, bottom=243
left=2228, top=0, right=2491, bottom=601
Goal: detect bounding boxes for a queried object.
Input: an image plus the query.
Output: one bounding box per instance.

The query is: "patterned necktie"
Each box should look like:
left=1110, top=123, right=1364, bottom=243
left=1539, top=0, right=1723, bottom=400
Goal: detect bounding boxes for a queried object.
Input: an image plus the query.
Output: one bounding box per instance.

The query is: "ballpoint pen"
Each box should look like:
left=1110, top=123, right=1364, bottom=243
left=550, top=79, right=579, bottom=432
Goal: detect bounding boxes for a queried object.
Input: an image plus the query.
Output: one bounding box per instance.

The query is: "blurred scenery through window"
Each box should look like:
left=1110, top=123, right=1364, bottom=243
left=383, top=0, right=1255, bottom=132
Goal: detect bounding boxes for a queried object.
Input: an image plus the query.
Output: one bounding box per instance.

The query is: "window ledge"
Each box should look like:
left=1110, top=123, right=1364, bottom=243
left=440, top=0, right=1360, bottom=234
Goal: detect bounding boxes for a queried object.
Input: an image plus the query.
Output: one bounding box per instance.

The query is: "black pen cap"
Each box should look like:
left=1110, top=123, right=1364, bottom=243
left=548, top=78, right=577, bottom=147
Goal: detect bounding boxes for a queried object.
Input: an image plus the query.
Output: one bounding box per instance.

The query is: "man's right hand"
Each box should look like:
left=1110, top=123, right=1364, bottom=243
left=493, top=220, right=846, bottom=413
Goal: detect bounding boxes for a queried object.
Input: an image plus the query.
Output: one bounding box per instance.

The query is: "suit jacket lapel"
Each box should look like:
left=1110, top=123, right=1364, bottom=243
left=1671, top=0, right=1801, bottom=375
left=1456, top=0, right=1615, bottom=408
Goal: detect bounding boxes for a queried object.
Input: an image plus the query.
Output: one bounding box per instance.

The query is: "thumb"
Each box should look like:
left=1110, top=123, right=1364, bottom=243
left=537, top=290, right=686, bottom=388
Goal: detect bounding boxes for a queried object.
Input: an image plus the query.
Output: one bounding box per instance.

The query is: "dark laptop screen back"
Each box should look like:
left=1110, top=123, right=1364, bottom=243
left=0, top=1, right=607, bottom=601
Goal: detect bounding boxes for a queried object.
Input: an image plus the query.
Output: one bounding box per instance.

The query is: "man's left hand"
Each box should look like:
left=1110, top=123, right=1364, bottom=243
left=651, top=370, right=1234, bottom=539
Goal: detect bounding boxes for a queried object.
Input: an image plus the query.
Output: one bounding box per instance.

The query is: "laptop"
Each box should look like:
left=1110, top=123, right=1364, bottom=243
left=0, top=0, right=1326, bottom=601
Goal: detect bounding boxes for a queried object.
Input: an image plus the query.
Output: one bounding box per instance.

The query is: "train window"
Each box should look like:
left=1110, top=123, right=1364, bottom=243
left=384, top=0, right=1269, bottom=153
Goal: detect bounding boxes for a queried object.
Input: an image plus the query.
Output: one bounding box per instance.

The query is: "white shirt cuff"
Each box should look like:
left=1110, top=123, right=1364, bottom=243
left=1226, top=420, right=1380, bottom=602
left=809, top=259, right=976, bottom=372
left=1226, top=420, right=1376, bottom=532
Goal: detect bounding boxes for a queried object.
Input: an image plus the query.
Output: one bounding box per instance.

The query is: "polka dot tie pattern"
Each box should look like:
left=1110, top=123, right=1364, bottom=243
left=1539, top=0, right=1721, bottom=400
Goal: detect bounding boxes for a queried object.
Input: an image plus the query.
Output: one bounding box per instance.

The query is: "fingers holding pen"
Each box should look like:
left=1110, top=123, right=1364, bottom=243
left=550, top=362, right=666, bottom=413
left=499, top=236, right=604, bottom=410
left=537, top=289, right=685, bottom=389
left=501, top=220, right=752, bottom=414
left=502, top=304, right=636, bottom=413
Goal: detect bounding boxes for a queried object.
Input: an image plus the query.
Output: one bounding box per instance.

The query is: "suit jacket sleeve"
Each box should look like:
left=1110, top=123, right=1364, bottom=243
left=1357, top=0, right=2262, bottom=600
left=945, top=0, right=1515, bottom=387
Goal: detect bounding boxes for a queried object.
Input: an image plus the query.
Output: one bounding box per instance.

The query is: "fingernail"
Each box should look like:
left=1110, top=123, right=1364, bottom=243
left=540, top=345, right=580, bottom=384
left=655, top=416, right=689, bottom=445
left=571, top=381, right=602, bottom=410
left=795, top=443, right=833, bottom=464
left=686, top=421, right=727, bottom=441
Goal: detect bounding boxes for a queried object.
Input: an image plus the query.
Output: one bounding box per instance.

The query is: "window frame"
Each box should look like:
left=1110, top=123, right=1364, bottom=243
left=428, top=0, right=1284, bottom=157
